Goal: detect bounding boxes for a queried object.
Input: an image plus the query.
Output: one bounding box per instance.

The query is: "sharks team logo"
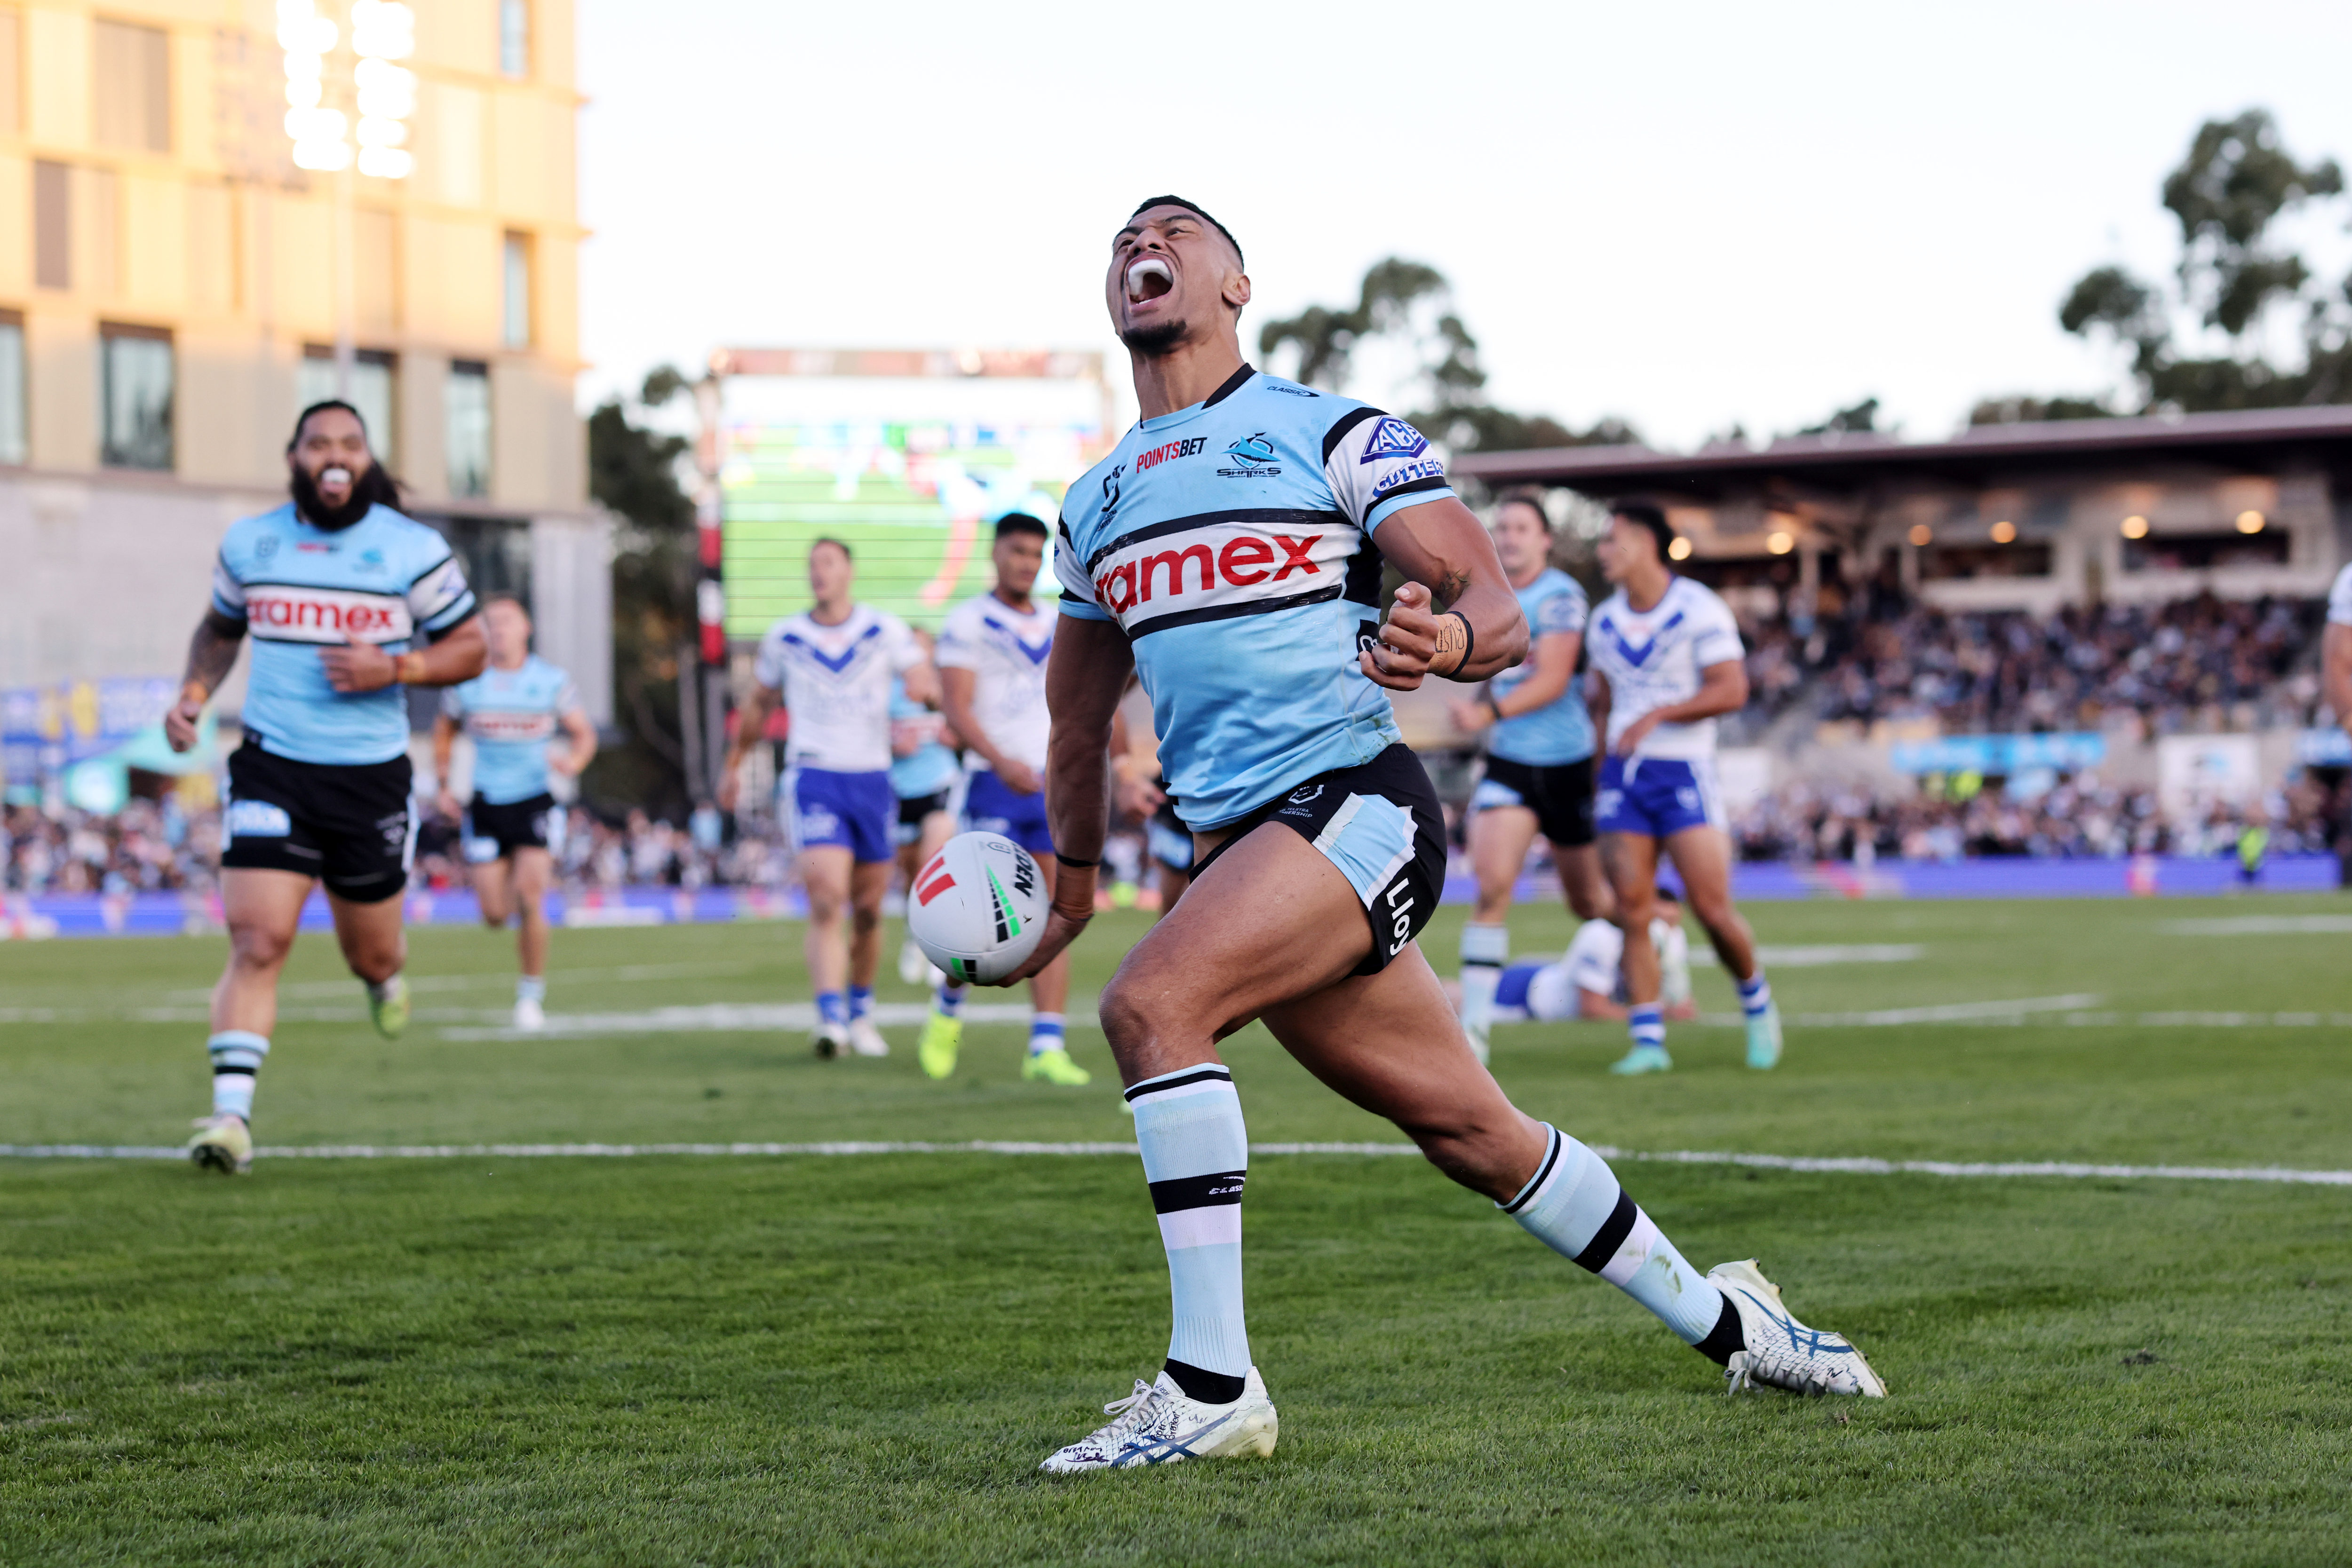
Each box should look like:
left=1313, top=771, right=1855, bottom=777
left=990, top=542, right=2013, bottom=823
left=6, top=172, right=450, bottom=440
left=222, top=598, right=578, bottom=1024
left=1216, top=433, right=1283, bottom=478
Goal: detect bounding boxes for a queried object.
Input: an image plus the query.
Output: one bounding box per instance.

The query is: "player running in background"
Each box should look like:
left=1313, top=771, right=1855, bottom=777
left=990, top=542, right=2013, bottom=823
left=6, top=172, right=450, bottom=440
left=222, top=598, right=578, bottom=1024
left=890, top=632, right=961, bottom=986
left=1446, top=490, right=1613, bottom=1062
left=1110, top=684, right=1194, bottom=917
left=1584, top=501, right=1782, bottom=1075
left=431, top=595, right=596, bottom=1032
left=1000, top=198, right=1881, bottom=1472
left=166, top=401, right=485, bottom=1174
left=2327, top=562, right=2352, bottom=859
left=1442, top=890, right=1695, bottom=1025
left=922, top=513, right=1089, bottom=1087
left=717, top=538, right=936, bottom=1059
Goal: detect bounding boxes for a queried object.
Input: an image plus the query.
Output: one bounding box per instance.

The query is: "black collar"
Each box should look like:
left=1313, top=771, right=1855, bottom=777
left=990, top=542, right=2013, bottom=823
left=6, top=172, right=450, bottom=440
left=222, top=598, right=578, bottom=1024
left=1203, top=363, right=1255, bottom=408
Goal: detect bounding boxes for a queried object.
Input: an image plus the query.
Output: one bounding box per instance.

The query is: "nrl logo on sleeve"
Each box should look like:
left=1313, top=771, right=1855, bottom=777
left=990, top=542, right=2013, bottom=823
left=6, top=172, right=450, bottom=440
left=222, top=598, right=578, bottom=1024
left=1358, top=416, right=1429, bottom=464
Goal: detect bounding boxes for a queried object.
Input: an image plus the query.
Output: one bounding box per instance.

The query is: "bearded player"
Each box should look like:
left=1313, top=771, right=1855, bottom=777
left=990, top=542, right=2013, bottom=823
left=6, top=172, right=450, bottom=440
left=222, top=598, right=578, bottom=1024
left=1001, top=198, right=1884, bottom=1473
left=167, top=401, right=485, bottom=1174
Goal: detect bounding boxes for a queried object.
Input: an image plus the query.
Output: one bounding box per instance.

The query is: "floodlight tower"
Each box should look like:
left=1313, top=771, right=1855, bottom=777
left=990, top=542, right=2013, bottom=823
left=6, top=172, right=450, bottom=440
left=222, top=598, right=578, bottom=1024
left=279, top=1, right=416, bottom=397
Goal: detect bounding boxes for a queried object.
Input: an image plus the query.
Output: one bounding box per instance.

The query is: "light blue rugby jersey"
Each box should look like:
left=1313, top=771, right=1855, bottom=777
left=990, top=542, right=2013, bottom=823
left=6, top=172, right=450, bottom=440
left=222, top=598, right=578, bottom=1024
left=1053, top=364, right=1457, bottom=829
left=1486, top=568, right=1595, bottom=766
left=211, top=502, right=477, bottom=766
left=440, top=655, right=581, bottom=804
left=887, top=677, right=961, bottom=800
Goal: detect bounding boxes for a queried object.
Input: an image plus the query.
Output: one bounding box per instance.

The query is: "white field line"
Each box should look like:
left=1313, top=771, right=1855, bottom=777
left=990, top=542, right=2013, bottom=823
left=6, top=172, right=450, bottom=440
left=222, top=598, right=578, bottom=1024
left=437, top=1001, right=1078, bottom=1040
left=2, top=1139, right=2345, bottom=1185
left=1688, top=943, right=1924, bottom=969
left=2164, top=915, right=2352, bottom=935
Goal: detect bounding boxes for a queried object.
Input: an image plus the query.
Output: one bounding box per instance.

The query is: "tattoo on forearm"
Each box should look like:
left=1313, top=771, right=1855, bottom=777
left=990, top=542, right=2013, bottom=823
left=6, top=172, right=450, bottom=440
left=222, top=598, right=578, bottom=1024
left=1436, top=569, right=1470, bottom=606
left=183, top=619, right=243, bottom=696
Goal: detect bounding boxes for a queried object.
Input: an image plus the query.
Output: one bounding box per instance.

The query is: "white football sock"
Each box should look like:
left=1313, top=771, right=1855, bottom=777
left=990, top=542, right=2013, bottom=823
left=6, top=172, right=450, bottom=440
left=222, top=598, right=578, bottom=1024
left=1458, top=922, right=1508, bottom=1045
left=1128, top=1062, right=1251, bottom=1403
left=207, top=1030, right=268, bottom=1122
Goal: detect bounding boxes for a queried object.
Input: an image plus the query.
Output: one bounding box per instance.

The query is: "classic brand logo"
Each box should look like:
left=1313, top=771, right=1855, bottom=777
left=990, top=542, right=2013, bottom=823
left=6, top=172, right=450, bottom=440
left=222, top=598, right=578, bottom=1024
left=242, top=586, right=413, bottom=644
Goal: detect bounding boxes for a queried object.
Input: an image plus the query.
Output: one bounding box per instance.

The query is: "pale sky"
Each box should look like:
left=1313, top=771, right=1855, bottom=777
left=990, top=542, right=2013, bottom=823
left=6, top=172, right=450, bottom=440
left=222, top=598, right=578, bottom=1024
left=575, top=0, right=2352, bottom=451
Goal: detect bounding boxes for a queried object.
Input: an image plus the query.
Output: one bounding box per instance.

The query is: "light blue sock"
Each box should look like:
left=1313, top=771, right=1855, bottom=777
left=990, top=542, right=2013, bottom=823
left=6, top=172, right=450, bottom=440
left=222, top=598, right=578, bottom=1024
left=817, top=991, right=848, bottom=1029
left=1128, top=1063, right=1250, bottom=1401
left=1028, top=1013, right=1066, bottom=1056
left=1738, top=971, right=1772, bottom=1018
left=935, top=982, right=965, bottom=1017
left=1502, top=1124, right=1727, bottom=1344
left=207, top=1030, right=269, bottom=1123
left=1628, top=1002, right=1666, bottom=1052
left=849, top=985, right=874, bottom=1022
left=516, top=975, right=546, bottom=1005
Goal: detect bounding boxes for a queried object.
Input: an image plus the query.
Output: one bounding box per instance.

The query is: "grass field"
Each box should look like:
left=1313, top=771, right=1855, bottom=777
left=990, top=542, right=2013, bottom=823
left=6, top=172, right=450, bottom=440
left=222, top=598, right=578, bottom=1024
left=4, top=895, right=2350, bottom=1565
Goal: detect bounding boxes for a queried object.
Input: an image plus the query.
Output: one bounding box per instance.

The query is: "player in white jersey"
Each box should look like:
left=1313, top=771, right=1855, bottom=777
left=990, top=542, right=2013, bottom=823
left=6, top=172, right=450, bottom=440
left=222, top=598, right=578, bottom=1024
left=717, top=539, right=937, bottom=1059
left=431, top=596, right=596, bottom=1031
left=166, top=402, right=486, bottom=1175
left=920, top=514, right=1090, bottom=1087
left=997, top=198, right=1880, bottom=1472
left=1583, top=502, right=1782, bottom=1075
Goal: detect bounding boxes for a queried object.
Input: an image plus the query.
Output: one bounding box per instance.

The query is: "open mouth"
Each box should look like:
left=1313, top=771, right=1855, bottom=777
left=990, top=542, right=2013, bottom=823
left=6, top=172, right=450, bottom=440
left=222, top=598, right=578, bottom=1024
left=321, top=466, right=352, bottom=487
left=1126, top=258, right=1173, bottom=304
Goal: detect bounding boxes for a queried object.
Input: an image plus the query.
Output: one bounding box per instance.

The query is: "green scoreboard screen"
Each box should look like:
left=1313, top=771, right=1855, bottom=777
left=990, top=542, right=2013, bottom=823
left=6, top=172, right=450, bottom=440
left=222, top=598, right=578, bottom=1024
left=718, top=358, right=1109, bottom=638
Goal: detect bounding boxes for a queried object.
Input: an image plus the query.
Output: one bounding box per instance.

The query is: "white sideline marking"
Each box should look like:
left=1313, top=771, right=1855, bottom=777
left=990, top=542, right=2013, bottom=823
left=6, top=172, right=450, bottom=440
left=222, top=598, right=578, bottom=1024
left=1689, top=943, right=1924, bottom=969
left=2164, top=915, right=2352, bottom=936
left=2, top=1140, right=2344, bottom=1185
left=1787, top=993, right=2104, bottom=1026
left=437, top=1001, right=1083, bottom=1040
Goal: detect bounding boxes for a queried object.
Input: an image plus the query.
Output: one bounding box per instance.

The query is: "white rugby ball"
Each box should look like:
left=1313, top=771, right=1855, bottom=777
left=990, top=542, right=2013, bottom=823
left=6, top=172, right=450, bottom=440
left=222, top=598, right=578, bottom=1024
left=906, top=832, right=1051, bottom=985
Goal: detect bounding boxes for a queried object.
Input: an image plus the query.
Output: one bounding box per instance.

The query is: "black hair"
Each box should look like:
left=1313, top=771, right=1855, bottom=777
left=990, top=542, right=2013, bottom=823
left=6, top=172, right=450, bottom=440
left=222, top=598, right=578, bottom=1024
left=992, top=512, right=1049, bottom=542
left=1128, top=195, right=1243, bottom=268
left=1495, top=489, right=1553, bottom=533
left=288, top=398, right=368, bottom=451
left=1610, top=499, right=1677, bottom=563
left=809, top=536, right=853, bottom=562
left=286, top=398, right=402, bottom=527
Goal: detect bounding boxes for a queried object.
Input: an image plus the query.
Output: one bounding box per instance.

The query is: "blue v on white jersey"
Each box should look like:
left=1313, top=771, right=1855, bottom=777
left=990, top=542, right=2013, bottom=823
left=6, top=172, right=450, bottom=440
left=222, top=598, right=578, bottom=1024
left=440, top=656, right=581, bottom=804
left=211, top=501, right=477, bottom=765
left=1585, top=576, right=1745, bottom=761
left=934, top=593, right=1054, bottom=773
left=751, top=604, right=924, bottom=773
left=1053, top=365, right=1456, bottom=829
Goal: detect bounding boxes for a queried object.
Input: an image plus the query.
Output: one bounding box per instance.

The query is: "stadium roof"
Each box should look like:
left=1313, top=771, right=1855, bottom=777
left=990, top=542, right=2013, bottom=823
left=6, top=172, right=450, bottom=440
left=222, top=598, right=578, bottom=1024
left=1453, top=404, right=2352, bottom=499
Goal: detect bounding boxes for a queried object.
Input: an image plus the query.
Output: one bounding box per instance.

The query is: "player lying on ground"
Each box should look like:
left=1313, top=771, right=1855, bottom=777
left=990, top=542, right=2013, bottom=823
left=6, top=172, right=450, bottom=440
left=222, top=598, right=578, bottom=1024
left=432, top=594, right=596, bottom=1031
left=1584, top=503, right=1783, bottom=1075
left=718, top=538, right=938, bottom=1059
left=1439, top=888, right=1696, bottom=1025
left=921, top=513, right=1089, bottom=1086
left=993, top=196, right=1883, bottom=1473
left=168, top=400, right=486, bottom=1174
left=1446, top=490, right=1614, bottom=1062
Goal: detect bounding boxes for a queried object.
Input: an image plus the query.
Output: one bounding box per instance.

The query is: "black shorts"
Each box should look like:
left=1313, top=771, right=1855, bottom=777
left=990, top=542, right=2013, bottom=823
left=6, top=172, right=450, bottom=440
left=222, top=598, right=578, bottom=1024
left=467, top=793, right=557, bottom=859
left=1192, top=743, right=1447, bottom=976
left=1475, top=754, right=1598, bottom=848
left=220, top=740, right=414, bottom=903
left=1147, top=776, right=1193, bottom=872
left=895, top=789, right=950, bottom=847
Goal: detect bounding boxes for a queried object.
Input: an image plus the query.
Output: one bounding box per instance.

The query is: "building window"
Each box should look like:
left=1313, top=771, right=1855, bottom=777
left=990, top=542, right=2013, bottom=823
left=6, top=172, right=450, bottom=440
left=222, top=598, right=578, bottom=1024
left=446, top=360, right=491, bottom=498
left=100, top=323, right=173, bottom=470
left=499, top=0, right=529, bottom=77
left=33, top=160, right=69, bottom=290
left=501, top=232, right=532, bottom=348
left=0, top=310, right=25, bottom=466
left=93, top=19, right=171, bottom=153
left=297, top=348, right=398, bottom=468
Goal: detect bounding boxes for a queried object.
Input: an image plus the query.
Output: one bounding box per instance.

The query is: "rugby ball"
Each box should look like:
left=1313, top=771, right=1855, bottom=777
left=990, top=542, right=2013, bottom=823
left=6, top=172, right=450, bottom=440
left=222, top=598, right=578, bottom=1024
left=906, top=832, right=1050, bottom=985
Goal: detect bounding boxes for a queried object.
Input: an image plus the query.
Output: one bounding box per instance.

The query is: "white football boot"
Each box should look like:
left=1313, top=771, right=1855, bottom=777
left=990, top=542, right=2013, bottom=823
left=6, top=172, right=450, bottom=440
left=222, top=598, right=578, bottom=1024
left=847, top=1017, right=890, bottom=1058
left=186, top=1114, right=253, bottom=1175
left=898, top=937, right=928, bottom=986
left=513, top=996, right=547, bottom=1032
left=811, top=1024, right=848, bottom=1060
left=1708, top=1259, right=1887, bottom=1397
left=1040, top=1366, right=1279, bottom=1473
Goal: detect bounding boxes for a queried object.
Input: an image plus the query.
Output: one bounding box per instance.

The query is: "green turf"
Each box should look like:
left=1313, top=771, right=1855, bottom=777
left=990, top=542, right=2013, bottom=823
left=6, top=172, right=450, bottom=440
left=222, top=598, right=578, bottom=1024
left=4, top=895, right=2350, bottom=1564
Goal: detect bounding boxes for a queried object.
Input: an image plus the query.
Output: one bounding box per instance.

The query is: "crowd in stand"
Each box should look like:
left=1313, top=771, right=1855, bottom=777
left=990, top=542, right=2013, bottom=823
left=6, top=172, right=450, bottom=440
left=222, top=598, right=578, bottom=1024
left=1, top=799, right=218, bottom=895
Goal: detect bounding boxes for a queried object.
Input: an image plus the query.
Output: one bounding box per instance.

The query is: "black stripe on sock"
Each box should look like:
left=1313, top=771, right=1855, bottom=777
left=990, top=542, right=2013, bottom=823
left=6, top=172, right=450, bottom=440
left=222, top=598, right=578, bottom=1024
left=1693, top=1291, right=1746, bottom=1365
left=1163, top=1358, right=1247, bottom=1405
left=210, top=1065, right=257, bottom=1077
left=1123, top=1066, right=1232, bottom=1103
left=1570, top=1189, right=1639, bottom=1274
left=1147, top=1170, right=1246, bottom=1213
left=1499, top=1128, right=1563, bottom=1216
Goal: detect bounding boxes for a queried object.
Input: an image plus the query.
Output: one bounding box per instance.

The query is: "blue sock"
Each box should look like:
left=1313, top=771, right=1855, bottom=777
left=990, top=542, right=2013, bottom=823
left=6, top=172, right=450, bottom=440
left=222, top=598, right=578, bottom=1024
left=935, top=982, right=965, bottom=1017
left=1738, top=971, right=1772, bottom=1018
left=850, top=985, right=874, bottom=1022
left=1628, top=1003, right=1666, bottom=1052
left=1502, top=1124, right=1734, bottom=1353
left=1128, top=1063, right=1250, bottom=1404
left=817, top=991, right=848, bottom=1029
left=1028, top=1013, right=1066, bottom=1056
left=207, top=1030, right=269, bottom=1122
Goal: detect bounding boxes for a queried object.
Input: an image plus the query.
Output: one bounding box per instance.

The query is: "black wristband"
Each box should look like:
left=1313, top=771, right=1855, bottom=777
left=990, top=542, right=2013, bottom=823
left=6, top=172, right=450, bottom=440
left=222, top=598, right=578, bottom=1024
left=1445, top=610, right=1475, bottom=678
left=1054, top=855, right=1100, bottom=869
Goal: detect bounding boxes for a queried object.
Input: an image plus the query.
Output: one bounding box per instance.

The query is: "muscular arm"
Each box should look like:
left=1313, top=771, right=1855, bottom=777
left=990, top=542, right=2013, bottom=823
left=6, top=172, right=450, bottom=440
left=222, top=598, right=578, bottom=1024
left=942, top=666, right=1038, bottom=795
left=165, top=610, right=247, bottom=751
left=1454, top=630, right=1580, bottom=730
left=998, top=614, right=1135, bottom=984
left=319, top=614, right=488, bottom=694
left=430, top=713, right=460, bottom=784
left=1583, top=664, right=1613, bottom=747
left=715, top=682, right=779, bottom=811
left=1360, top=497, right=1529, bottom=689
left=555, top=708, right=599, bottom=777
left=1613, top=658, right=1748, bottom=755
left=2326, top=623, right=2352, bottom=736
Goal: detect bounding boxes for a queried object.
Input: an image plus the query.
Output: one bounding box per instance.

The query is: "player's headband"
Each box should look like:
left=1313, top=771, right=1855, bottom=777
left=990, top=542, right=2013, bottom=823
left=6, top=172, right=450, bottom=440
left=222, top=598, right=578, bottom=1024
left=1128, top=196, right=1243, bottom=269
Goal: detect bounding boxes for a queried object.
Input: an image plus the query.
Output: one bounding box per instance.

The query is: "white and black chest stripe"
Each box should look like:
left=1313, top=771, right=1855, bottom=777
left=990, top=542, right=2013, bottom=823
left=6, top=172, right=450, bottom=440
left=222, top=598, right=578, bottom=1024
left=1083, top=508, right=1382, bottom=639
